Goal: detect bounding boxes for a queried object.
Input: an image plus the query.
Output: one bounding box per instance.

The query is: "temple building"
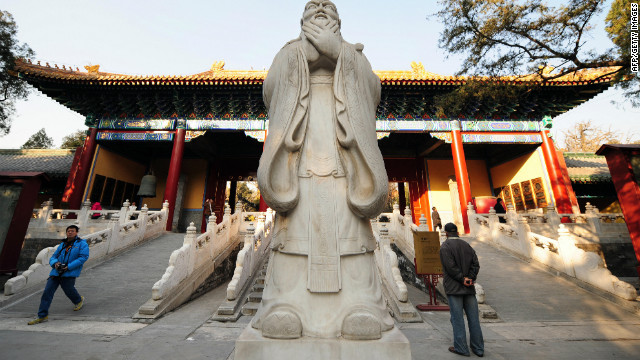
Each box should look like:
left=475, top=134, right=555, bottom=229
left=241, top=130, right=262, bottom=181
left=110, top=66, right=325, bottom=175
left=13, top=59, right=617, bottom=233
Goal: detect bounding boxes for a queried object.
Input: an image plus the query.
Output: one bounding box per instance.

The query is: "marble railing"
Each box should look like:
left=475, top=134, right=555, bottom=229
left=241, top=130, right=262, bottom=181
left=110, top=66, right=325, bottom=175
left=468, top=204, right=637, bottom=300
left=226, top=209, right=274, bottom=301
left=150, top=203, right=248, bottom=302
left=4, top=201, right=170, bottom=296
left=373, top=222, right=408, bottom=302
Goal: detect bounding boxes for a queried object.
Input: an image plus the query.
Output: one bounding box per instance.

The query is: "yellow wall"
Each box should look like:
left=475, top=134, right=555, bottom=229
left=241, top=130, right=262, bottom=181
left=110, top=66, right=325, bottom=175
left=489, top=149, right=551, bottom=205
left=426, top=159, right=492, bottom=212
left=141, top=158, right=207, bottom=210
left=86, top=146, right=146, bottom=202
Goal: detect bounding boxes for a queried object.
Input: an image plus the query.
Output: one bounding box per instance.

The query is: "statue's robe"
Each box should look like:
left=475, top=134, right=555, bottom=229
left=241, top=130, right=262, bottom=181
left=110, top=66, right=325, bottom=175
left=254, top=37, right=393, bottom=338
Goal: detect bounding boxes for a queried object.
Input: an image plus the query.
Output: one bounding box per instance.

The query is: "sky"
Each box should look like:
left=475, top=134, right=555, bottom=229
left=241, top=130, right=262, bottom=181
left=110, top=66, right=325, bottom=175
left=2, top=0, right=638, bottom=149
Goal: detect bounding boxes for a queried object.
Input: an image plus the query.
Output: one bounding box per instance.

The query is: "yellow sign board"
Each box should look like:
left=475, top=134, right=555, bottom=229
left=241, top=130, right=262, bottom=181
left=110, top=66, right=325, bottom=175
left=413, top=231, right=443, bottom=274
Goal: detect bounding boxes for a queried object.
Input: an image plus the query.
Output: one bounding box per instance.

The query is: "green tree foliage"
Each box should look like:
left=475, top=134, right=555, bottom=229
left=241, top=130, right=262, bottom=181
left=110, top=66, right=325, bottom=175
left=0, top=11, right=34, bottom=136
left=236, top=181, right=260, bottom=212
left=605, top=0, right=639, bottom=105
left=21, top=128, right=53, bottom=149
left=432, top=0, right=637, bottom=110
left=60, top=129, right=87, bottom=149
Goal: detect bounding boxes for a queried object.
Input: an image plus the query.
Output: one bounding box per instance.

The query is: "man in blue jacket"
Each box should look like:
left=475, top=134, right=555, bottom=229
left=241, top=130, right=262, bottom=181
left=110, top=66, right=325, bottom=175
left=28, top=225, right=89, bottom=325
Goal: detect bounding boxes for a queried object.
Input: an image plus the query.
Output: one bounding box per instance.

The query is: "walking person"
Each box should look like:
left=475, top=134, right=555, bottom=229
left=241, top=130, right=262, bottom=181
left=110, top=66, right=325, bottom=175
left=28, top=225, right=89, bottom=325
left=432, top=206, right=442, bottom=231
left=439, top=223, right=484, bottom=357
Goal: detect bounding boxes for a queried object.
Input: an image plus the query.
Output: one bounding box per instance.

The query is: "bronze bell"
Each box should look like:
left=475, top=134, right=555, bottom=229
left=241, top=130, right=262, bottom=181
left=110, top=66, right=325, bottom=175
left=137, top=174, right=157, bottom=197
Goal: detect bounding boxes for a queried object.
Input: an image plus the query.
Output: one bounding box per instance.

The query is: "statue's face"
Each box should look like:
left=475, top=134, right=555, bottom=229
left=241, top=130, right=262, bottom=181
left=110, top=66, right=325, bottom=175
left=302, top=1, right=339, bottom=27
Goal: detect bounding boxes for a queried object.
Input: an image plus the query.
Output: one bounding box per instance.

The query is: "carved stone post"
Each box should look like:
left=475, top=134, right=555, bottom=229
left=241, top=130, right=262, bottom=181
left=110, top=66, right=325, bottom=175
left=467, top=202, right=478, bottom=236
left=184, top=222, right=198, bottom=275
left=546, top=204, right=561, bottom=234
left=39, top=199, right=54, bottom=227
left=139, top=204, right=149, bottom=233
left=245, top=223, right=256, bottom=277
left=506, top=203, right=518, bottom=227
left=584, top=202, right=602, bottom=237
left=418, top=214, right=429, bottom=231
left=447, top=177, right=464, bottom=232
left=207, top=212, right=217, bottom=234
left=119, top=199, right=131, bottom=224
left=78, top=200, right=92, bottom=229
left=235, top=201, right=244, bottom=216
left=107, top=213, right=121, bottom=254
left=557, top=224, right=577, bottom=277
left=516, top=216, right=532, bottom=258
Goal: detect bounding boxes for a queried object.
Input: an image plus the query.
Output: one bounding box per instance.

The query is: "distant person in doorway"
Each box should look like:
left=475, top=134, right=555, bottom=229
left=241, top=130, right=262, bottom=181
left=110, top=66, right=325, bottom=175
left=90, top=202, right=102, bottom=219
left=203, top=198, right=214, bottom=223
left=440, top=222, right=484, bottom=357
left=432, top=206, right=442, bottom=231
left=494, top=198, right=506, bottom=223
left=28, top=225, right=89, bottom=325
left=129, top=202, right=137, bottom=220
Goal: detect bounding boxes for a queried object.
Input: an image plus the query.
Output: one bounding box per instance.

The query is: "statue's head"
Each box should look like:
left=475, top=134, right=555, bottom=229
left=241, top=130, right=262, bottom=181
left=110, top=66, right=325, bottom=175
left=301, top=1, right=341, bottom=29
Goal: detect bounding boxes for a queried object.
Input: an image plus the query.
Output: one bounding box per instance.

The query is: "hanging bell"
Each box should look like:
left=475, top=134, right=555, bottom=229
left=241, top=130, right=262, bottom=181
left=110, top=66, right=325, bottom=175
left=137, top=174, right=157, bottom=197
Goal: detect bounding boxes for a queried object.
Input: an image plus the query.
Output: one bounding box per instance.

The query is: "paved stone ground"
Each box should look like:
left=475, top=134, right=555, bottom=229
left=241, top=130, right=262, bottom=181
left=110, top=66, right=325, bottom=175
left=0, top=234, right=639, bottom=359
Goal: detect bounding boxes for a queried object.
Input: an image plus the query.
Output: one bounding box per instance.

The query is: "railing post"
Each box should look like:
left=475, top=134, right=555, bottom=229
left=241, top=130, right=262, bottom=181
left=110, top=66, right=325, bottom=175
left=556, top=224, right=577, bottom=277
left=516, top=216, right=533, bottom=258
left=139, top=204, right=149, bottom=233
left=207, top=212, right=217, bottom=234
left=467, top=202, right=478, bottom=236
left=184, top=222, right=197, bottom=275
left=546, top=204, right=561, bottom=234
left=78, top=200, right=91, bottom=230
left=40, top=198, right=54, bottom=227
left=107, top=213, right=121, bottom=254
left=235, top=201, right=244, bottom=216
left=584, top=202, right=603, bottom=237
left=506, top=203, right=518, bottom=227
left=119, top=199, right=130, bottom=224
left=245, top=223, right=256, bottom=276
left=379, top=224, right=390, bottom=248
left=418, top=214, right=429, bottom=231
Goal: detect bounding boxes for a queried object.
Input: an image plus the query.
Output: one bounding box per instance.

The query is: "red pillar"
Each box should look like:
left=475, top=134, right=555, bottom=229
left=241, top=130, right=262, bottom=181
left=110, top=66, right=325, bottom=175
left=540, top=130, right=572, bottom=214
left=409, top=158, right=432, bottom=229
left=164, top=128, right=186, bottom=231
left=65, top=127, right=98, bottom=209
left=597, top=145, right=640, bottom=279
left=451, top=123, right=472, bottom=233
left=556, top=151, right=580, bottom=213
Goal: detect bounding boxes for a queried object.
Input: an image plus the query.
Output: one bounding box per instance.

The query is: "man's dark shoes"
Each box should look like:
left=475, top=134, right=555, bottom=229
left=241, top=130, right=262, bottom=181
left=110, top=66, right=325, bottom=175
left=473, top=351, right=484, bottom=357
left=448, top=346, right=470, bottom=357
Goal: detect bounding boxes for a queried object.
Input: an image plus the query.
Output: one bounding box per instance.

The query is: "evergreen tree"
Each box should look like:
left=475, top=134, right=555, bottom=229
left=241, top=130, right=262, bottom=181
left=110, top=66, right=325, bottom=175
left=60, top=129, right=87, bottom=149
left=0, top=11, right=34, bottom=136
left=21, top=128, right=53, bottom=149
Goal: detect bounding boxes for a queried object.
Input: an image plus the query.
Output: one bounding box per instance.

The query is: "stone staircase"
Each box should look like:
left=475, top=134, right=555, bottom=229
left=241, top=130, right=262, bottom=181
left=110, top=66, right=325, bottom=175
left=241, top=268, right=266, bottom=316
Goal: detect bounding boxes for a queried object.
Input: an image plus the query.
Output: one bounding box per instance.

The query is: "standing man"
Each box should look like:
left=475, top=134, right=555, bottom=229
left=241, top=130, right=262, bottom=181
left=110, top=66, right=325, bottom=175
left=439, top=222, right=484, bottom=357
left=28, top=225, right=89, bottom=325
left=203, top=198, right=214, bottom=223
left=494, top=198, right=507, bottom=223
left=432, top=206, right=442, bottom=231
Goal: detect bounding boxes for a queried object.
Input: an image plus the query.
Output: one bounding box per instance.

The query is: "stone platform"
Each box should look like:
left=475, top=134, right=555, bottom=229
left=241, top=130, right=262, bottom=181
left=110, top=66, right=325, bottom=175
left=234, top=325, right=411, bottom=360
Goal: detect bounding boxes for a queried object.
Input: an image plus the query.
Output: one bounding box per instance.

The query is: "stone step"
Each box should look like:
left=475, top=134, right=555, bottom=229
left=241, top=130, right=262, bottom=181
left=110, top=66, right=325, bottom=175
left=255, top=276, right=265, bottom=285
left=252, top=283, right=265, bottom=292
left=247, top=291, right=263, bottom=303
left=242, top=302, right=259, bottom=316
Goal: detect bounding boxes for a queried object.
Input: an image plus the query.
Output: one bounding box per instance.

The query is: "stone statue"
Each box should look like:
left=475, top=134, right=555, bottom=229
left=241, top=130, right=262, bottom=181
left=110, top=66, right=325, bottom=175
left=254, top=0, right=392, bottom=340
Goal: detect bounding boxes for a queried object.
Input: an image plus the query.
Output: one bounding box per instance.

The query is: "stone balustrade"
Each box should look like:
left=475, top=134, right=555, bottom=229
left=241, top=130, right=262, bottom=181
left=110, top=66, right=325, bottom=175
left=4, top=201, right=170, bottom=296
left=373, top=222, right=408, bottom=302
left=226, top=208, right=274, bottom=301
left=136, top=203, right=273, bottom=319
left=468, top=203, right=637, bottom=300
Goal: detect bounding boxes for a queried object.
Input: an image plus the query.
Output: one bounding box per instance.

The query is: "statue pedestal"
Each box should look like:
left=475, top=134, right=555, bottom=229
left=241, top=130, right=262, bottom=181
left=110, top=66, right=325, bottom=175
left=234, top=325, right=411, bottom=360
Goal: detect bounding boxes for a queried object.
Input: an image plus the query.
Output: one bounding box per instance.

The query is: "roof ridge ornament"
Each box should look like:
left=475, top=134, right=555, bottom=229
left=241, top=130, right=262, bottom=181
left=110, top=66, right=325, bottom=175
left=210, top=61, right=225, bottom=72
left=85, top=64, right=100, bottom=73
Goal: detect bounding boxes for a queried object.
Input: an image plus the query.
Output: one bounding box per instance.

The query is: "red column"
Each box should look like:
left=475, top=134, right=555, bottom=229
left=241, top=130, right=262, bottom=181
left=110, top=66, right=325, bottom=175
left=408, top=158, right=432, bottom=228
left=597, top=146, right=640, bottom=279
left=540, top=130, right=572, bottom=214
left=451, top=123, right=472, bottom=233
left=556, top=151, right=580, bottom=213
left=65, top=127, right=98, bottom=209
left=164, top=128, right=186, bottom=231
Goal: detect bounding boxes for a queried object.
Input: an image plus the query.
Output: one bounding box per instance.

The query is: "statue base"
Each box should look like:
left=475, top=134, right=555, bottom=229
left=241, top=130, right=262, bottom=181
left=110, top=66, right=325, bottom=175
left=234, top=325, right=411, bottom=360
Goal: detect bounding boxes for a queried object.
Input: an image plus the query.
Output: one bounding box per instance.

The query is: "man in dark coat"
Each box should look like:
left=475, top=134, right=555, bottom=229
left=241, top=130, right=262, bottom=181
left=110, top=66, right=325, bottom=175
left=431, top=206, right=442, bottom=231
left=439, top=223, right=484, bottom=357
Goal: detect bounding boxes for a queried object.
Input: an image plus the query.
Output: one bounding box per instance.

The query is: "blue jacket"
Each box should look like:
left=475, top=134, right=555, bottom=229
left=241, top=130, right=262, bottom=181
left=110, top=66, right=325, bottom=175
left=48, top=236, right=90, bottom=277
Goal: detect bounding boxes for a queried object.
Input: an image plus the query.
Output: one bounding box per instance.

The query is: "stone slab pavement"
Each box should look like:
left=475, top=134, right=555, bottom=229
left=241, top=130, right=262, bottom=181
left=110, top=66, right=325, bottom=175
left=1, top=234, right=639, bottom=359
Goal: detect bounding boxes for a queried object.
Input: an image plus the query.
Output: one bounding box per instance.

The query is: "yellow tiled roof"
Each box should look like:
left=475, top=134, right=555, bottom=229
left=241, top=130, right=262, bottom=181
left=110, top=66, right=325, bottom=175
left=15, top=59, right=617, bottom=86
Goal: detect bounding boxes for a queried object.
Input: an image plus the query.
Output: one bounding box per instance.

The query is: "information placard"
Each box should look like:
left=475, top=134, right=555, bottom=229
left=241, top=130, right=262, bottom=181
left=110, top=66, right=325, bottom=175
left=413, top=231, right=442, bottom=274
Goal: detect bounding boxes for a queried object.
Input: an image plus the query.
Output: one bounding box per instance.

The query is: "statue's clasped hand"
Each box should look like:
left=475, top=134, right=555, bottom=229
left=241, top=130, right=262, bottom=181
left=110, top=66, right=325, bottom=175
left=302, top=18, right=341, bottom=61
